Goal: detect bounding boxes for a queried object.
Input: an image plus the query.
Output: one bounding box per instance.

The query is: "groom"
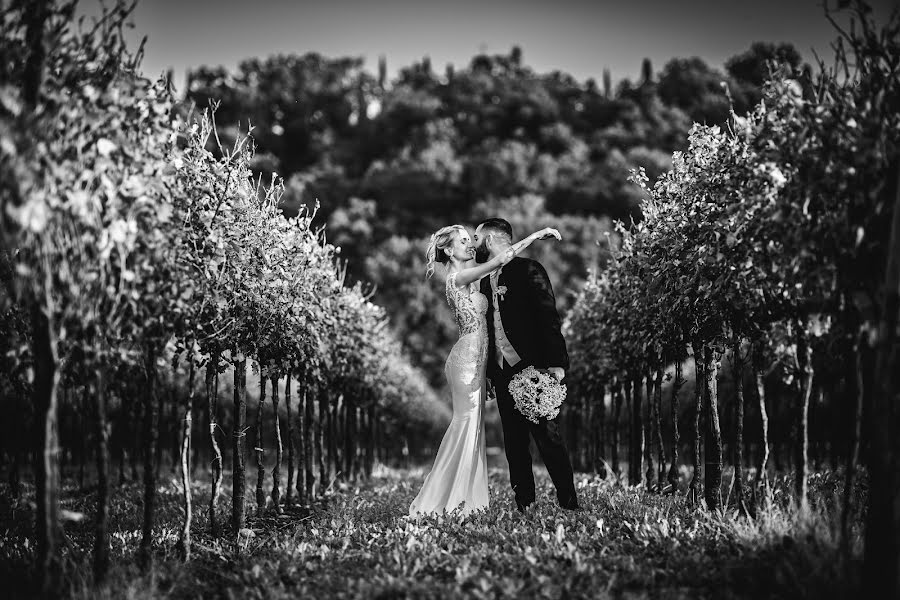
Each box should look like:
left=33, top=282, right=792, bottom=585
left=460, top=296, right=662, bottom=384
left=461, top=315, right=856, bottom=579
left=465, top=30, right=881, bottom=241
left=474, top=217, right=579, bottom=512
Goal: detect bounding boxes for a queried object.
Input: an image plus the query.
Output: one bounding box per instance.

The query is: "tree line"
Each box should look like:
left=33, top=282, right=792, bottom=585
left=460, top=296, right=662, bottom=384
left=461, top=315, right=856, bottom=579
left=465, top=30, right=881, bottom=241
left=562, top=3, right=900, bottom=596
left=0, top=2, right=449, bottom=594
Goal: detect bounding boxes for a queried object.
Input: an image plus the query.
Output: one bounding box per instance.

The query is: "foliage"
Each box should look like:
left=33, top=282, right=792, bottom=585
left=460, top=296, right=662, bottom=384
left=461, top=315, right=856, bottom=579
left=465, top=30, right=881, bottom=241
left=565, top=3, right=899, bottom=388
left=1, top=0, right=179, bottom=376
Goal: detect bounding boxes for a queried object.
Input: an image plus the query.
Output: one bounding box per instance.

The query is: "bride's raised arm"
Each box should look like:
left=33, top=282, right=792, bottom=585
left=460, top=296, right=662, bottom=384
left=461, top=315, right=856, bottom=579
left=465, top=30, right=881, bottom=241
left=452, top=227, right=561, bottom=288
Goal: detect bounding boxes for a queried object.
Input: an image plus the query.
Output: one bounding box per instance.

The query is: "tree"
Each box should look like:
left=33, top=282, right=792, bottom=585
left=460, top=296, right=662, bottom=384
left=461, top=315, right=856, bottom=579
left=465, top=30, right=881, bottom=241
left=726, top=42, right=803, bottom=112
left=563, top=3, right=900, bottom=539
left=657, top=57, right=731, bottom=124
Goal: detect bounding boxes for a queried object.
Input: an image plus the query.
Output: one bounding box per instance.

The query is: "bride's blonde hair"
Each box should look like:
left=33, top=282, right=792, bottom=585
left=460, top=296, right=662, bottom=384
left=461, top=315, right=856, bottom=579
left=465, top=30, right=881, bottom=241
left=425, top=225, right=466, bottom=279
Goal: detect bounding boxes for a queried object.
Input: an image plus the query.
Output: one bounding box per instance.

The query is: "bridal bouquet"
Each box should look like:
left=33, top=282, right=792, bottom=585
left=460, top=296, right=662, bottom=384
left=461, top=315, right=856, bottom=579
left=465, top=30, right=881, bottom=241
left=507, top=366, right=567, bottom=424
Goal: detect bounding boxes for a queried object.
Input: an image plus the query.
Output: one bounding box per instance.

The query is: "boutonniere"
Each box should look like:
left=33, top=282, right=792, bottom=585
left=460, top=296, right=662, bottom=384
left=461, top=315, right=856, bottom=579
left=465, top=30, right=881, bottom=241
left=496, top=285, right=508, bottom=301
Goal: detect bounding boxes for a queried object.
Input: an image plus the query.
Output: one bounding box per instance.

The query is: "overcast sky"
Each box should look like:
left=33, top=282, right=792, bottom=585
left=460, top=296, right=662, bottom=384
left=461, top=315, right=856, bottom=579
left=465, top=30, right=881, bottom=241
left=80, top=0, right=897, bottom=92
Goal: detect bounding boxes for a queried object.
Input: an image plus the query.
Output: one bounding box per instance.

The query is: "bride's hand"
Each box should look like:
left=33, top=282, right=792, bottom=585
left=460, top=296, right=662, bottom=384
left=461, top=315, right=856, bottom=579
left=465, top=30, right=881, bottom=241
left=535, top=227, right=562, bottom=241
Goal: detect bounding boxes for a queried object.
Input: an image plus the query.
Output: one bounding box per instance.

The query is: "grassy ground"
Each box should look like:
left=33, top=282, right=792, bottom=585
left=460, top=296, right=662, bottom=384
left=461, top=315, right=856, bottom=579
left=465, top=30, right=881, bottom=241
left=0, top=465, right=864, bottom=599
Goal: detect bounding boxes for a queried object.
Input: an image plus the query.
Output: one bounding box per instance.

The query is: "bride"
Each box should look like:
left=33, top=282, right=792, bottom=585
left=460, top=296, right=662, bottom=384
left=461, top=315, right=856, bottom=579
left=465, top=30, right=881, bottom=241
left=408, top=223, right=561, bottom=517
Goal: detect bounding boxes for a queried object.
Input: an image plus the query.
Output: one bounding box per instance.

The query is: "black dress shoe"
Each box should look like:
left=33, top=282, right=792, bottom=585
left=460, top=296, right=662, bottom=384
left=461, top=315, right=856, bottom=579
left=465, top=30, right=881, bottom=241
left=560, top=497, right=581, bottom=510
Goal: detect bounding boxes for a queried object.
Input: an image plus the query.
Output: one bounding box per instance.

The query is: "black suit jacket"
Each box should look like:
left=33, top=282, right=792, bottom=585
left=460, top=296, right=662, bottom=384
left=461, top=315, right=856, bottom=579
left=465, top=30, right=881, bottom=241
left=480, top=256, right=569, bottom=382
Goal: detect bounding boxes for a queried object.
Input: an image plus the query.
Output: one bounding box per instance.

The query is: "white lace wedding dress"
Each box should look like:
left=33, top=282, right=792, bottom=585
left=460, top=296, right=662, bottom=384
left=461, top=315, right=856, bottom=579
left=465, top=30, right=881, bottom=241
left=408, top=272, right=490, bottom=516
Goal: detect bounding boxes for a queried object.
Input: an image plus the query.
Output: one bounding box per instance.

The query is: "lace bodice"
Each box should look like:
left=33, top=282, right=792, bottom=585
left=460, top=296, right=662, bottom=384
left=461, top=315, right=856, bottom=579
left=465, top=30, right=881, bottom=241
left=446, top=272, right=488, bottom=337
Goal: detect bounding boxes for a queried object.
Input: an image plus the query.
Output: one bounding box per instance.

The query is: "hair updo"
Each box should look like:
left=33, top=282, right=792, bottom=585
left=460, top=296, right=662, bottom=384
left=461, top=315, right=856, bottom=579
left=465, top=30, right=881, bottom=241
left=425, top=224, right=466, bottom=279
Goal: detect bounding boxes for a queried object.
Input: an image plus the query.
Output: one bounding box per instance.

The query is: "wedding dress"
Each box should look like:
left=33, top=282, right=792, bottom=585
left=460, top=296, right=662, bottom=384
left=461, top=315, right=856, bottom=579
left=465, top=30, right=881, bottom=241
left=409, top=272, right=490, bottom=516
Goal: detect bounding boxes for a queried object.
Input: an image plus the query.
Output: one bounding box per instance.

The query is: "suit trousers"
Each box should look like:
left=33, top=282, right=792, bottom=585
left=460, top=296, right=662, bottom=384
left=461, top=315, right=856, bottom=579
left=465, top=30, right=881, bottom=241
left=495, top=361, right=579, bottom=511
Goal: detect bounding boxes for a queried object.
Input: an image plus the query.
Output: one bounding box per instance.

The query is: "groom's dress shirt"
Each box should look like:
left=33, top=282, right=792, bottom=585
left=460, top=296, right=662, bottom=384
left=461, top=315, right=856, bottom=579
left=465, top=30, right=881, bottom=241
left=490, top=269, right=522, bottom=369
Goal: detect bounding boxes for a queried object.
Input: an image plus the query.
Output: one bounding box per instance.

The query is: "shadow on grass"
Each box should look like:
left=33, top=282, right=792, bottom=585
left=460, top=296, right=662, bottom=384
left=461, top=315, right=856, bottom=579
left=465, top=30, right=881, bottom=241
left=0, top=466, right=863, bottom=599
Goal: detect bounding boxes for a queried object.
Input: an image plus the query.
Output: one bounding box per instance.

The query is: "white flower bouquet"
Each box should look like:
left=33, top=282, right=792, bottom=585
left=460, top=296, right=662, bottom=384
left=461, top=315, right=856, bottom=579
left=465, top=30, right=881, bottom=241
left=507, top=366, right=567, bottom=424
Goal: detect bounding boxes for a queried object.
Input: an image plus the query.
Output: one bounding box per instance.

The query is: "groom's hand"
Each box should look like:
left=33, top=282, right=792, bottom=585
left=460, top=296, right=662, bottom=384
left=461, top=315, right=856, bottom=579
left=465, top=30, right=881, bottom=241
left=548, top=367, right=565, bottom=382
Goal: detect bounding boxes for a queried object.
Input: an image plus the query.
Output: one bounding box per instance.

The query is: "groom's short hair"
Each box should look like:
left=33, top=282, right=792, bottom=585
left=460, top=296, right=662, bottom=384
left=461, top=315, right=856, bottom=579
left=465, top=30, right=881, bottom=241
left=478, top=217, right=512, bottom=242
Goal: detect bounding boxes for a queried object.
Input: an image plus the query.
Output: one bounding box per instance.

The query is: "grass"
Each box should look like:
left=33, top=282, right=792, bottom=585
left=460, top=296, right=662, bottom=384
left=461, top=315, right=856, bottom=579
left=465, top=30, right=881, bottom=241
left=0, top=464, right=865, bottom=599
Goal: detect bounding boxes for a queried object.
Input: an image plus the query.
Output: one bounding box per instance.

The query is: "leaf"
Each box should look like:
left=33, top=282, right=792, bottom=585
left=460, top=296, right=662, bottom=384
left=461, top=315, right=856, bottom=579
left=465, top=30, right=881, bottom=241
left=97, top=137, right=117, bottom=157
